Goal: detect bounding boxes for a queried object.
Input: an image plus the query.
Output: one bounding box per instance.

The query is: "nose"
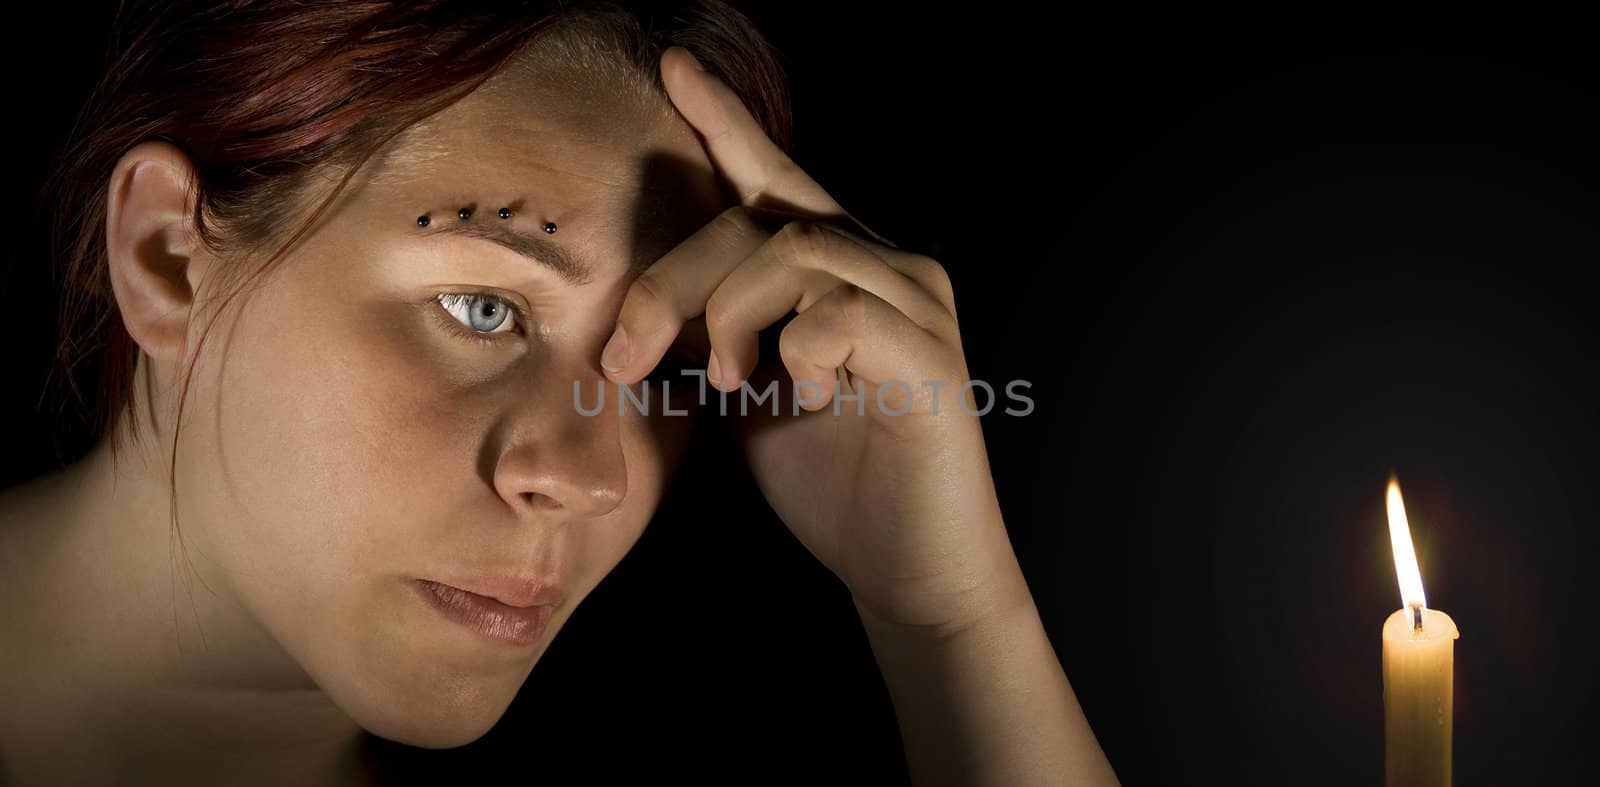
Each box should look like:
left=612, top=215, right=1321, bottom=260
left=490, top=356, right=627, bottom=521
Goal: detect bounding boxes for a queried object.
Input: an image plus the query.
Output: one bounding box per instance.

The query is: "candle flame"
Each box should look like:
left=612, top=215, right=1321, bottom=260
left=1385, top=477, right=1427, bottom=613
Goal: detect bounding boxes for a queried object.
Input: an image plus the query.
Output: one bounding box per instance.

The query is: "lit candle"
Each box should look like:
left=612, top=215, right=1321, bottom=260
left=1382, top=478, right=1460, bottom=787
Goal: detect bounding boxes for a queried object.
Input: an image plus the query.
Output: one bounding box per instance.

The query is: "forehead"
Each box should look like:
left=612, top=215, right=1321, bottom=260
left=360, top=48, right=725, bottom=273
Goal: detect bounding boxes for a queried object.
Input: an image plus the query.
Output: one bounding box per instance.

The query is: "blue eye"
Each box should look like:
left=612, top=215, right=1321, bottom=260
left=434, top=292, right=528, bottom=344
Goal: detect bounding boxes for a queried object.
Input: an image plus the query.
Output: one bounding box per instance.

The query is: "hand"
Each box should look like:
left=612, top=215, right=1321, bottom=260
left=600, top=47, right=1030, bottom=636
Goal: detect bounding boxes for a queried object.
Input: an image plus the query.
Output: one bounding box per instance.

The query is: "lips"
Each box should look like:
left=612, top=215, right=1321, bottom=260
left=429, top=575, right=564, bottom=608
left=415, top=579, right=558, bottom=647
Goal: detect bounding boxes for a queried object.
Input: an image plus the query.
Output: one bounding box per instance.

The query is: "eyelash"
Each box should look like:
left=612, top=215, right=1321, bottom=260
left=431, top=292, right=530, bottom=346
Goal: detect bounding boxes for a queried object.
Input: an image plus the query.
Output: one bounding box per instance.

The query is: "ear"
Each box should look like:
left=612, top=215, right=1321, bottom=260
left=105, top=140, right=217, bottom=365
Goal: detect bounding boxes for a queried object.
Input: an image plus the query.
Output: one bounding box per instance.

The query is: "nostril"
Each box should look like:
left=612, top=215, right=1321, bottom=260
left=522, top=492, right=561, bottom=510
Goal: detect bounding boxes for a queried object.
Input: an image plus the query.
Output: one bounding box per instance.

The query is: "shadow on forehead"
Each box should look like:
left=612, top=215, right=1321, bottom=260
left=626, top=151, right=734, bottom=275
left=438, top=10, right=679, bottom=147
left=433, top=14, right=733, bottom=275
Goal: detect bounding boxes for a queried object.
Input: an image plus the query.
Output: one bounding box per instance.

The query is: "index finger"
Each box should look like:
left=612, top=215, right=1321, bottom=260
left=661, top=46, right=843, bottom=217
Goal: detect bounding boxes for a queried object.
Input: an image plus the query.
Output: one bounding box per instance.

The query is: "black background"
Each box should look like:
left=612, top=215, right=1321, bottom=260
left=6, top=5, right=1595, bottom=785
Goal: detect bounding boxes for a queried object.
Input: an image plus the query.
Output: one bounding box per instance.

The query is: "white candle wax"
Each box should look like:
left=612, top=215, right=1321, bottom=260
left=1382, top=606, right=1459, bottom=787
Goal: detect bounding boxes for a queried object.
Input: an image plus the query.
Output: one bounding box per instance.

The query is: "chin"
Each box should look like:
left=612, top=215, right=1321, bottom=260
left=356, top=694, right=515, bottom=749
left=334, top=673, right=523, bottom=749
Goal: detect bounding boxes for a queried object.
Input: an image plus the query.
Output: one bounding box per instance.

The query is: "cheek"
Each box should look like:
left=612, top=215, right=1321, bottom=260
left=179, top=279, right=478, bottom=620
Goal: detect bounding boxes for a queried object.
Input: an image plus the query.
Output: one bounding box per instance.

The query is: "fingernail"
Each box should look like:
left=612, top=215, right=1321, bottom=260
left=683, top=49, right=706, bottom=71
left=706, top=350, right=722, bottom=388
left=601, top=324, right=630, bottom=373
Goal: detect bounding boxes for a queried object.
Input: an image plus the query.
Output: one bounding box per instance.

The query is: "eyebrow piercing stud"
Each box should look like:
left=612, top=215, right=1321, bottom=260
left=414, top=209, right=550, bottom=233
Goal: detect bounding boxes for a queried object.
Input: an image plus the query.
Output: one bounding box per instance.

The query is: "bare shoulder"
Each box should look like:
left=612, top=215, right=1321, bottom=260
left=0, top=473, right=53, bottom=777
left=0, top=471, right=57, bottom=595
left=0, top=476, right=38, bottom=597
left=0, top=468, right=75, bottom=670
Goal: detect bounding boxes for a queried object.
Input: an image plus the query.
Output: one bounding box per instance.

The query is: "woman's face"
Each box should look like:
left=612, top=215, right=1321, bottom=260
left=149, top=57, right=727, bottom=746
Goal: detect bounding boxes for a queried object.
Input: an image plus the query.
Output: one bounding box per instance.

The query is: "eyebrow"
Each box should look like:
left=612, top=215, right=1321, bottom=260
left=423, top=220, right=594, bottom=286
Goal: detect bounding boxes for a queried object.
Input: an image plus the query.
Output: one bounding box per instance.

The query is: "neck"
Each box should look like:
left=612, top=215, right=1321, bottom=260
left=2, top=431, right=374, bottom=786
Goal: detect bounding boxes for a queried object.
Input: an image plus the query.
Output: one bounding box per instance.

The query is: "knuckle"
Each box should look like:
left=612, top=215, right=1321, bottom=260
left=628, top=270, right=677, bottom=320
left=703, top=286, right=738, bottom=335
left=777, top=316, right=813, bottom=367
left=832, top=283, right=870, bottom=325
left=775, top=220, right=829, bottom=268
left=712, top=205, right=762, bottom=241
left=919, top=255, right=954, bottom=291
left=777, top=317, right=800, bottom=355
left=907, top=254, right=955, bottom=302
